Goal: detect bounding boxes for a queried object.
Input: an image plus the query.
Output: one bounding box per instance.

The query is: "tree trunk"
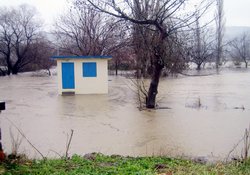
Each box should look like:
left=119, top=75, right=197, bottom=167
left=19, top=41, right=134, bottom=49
left=115, top=61, right=118, bottom=76
left=7, top=69, right=11, bottom=75
left=197, top=64, right=201, bottom=70
left=6, top=55, right=12, bottom=75
left=145, top=32, right=166, bottom=109
left=12, top=66, right=19, bottom=74
left=0, top=69, right=6, bottom=76
left=47, top=69, right=51, bottom=76
left=245, top=62, right=248, bottom=68
left=146, top=60, right=164, bottom=108
left=141, top=67, right=146, bottom=78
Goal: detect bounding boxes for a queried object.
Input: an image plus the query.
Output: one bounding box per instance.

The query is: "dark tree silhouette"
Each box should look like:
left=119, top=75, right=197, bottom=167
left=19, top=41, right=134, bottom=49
left=0, top=5, right=43, bottom=75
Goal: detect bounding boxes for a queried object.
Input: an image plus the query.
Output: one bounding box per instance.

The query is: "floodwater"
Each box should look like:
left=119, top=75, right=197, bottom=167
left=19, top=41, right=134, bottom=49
left=0, top=69, right=250, bottom=160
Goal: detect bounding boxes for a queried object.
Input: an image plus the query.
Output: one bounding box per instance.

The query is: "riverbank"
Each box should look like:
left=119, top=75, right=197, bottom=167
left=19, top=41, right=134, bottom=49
left=1, top=153, right=250, bottom=175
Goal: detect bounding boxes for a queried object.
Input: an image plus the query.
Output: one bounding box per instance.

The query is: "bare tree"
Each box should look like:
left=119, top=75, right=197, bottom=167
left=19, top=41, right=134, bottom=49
left=188, top=17, right=214, bottom=70
left=75, top=0, right=214, bottom=108
left=11, top=5, right=42, bottom=74
left=109, top=46, right=135, bottom=75
left=0, top=5, right=43, bottom=75
left=229, top=33, right=250, bottom=68
left=54, top=3, right=129, bottom=56
left=23, top=38, right=55, bottom=75
left=0, top=7, right=14, bottom=75
left=215, top=0, right=225, bottom=69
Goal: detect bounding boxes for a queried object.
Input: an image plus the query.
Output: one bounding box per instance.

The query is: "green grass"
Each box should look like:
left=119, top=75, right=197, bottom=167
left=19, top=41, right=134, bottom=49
left=1, top=153, right=250, bottom=175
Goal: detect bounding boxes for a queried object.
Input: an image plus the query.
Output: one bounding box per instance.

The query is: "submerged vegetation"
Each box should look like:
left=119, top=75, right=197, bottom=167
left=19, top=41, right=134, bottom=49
left=1, top=153, right=250, bottom=175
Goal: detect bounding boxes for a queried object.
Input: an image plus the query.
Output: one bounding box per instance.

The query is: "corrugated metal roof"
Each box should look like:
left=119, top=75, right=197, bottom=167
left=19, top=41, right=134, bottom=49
left=51, top=55, right=112, bottom=59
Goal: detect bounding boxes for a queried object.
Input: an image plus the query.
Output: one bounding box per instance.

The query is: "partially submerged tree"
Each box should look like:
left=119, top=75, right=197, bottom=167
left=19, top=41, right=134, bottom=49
left=75, top=0, right=214, bottom=108
left=229, top=33, right=250, bottom=68
left=109, top=46, right=136, bottom=75
left=188, top=17, right=214, bottom=70
left=23, top=38, right=55, bottom=75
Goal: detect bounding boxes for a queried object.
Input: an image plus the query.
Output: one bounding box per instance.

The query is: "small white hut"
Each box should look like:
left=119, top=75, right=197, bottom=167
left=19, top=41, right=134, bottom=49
left=52, top=56, right=111, bottom=95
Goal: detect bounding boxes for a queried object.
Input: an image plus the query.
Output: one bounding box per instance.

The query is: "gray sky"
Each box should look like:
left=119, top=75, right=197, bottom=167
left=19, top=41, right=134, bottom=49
left=0, top=0, right=68, bottom=31
left=0, top=0, right=250, bottom=28
left=224, top=0, right=250, bottom=26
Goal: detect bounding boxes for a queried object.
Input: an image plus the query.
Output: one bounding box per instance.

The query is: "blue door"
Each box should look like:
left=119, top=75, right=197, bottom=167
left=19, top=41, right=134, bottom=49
left=62, top=62, right=75, bottom=89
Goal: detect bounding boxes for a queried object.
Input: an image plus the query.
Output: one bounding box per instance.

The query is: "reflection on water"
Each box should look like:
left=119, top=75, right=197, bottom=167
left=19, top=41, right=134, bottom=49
left=0, top=69, right=250, bottom=159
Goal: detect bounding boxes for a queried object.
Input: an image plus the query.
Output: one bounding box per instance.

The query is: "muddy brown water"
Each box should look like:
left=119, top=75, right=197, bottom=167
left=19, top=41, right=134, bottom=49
left=0, top=69, right=250, bottom=160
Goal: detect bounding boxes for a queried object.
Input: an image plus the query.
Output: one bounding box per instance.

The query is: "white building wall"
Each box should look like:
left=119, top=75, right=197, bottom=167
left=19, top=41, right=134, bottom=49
left=57, top=58, right=109, bottom=94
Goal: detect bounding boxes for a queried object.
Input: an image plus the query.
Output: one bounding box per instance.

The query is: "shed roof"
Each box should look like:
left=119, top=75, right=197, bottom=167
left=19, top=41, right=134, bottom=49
left=51, top=55, right=112, bottom=59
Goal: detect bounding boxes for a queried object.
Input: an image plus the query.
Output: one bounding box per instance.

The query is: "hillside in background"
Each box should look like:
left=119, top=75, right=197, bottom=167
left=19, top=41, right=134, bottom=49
left=225, top=26, right=250, bottom=40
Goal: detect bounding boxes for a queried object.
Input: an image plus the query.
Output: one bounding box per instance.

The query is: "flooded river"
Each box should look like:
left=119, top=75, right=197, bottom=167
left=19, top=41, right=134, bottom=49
left=0, top=69, right=250, bottom=160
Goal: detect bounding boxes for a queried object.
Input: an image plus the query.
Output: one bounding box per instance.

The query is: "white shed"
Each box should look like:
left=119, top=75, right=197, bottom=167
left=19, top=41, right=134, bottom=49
left=52, top=56, right=111, bottom=95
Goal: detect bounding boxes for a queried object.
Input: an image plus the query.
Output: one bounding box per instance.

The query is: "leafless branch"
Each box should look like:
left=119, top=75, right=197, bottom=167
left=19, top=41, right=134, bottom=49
left=65, top=129, right=74, bottom=159
left=5, top=116, right=46, bottom=160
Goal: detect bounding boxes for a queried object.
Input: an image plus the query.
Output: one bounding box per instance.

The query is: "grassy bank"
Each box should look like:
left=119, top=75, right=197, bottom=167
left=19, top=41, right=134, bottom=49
left=1, top=153, right=250, bottom=175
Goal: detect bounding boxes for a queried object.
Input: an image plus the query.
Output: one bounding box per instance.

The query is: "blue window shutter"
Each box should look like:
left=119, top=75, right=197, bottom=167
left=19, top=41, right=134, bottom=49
left=83, top=62, right=97, bottom=77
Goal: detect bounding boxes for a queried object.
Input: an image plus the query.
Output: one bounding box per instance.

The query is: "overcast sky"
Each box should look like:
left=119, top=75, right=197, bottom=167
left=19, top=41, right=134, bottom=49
left=0, top=0, right=250, bottom=29
left=0, top=0, right=69, bottom=31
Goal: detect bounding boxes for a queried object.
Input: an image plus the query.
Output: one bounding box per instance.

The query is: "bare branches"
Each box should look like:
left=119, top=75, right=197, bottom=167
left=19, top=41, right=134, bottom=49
left=65, top=129, right=74, bottom=159
left=0, top=4, right=43, bottom=75
left=126, top=76, right=148, bottom=110
left=80, top=0, right=214, bottom=39
left=9, top=127, right=23, bottom=156
left=5, top=116, right=46, bottom=160
left=54, top=3, right=128, bottom=56
left=186, top=17, right=214, bottom=70
left=229, top=33, right=250, bottom=68
left=226, top=124, right=250, bottom=162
